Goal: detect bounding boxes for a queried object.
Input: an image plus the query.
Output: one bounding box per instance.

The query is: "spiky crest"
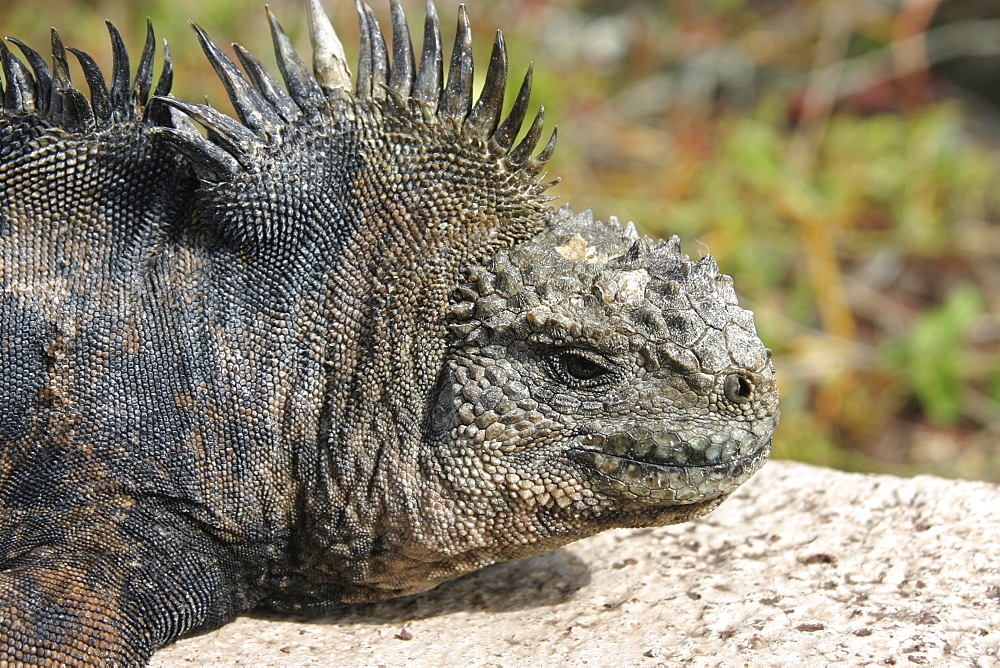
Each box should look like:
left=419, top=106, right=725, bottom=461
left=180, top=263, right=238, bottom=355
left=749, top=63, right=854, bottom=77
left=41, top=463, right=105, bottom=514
left=0, top=2, right=555, bottom=191
left=152, top=1, right=556, bottom=187
left=309, top=0, right=352, bottom=91
left=0, top=21, right=172, bottom=129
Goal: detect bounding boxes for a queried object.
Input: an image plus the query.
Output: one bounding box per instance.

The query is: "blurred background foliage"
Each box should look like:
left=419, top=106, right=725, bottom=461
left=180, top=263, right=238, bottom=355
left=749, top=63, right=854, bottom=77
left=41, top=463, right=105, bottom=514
left=2, top=0, right=997, bottom=480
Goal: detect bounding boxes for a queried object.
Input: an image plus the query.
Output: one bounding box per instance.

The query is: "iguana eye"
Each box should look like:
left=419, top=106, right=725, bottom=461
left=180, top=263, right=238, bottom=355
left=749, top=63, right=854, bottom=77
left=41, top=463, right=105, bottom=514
left=563, top=354, right=605, bottom=380
left=549, top=350, right=616, bottom=387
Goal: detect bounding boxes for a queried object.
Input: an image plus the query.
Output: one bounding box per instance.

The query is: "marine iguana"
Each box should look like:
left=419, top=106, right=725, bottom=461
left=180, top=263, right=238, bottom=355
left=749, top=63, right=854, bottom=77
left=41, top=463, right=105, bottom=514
left=0, top=1, right=779, bottom=664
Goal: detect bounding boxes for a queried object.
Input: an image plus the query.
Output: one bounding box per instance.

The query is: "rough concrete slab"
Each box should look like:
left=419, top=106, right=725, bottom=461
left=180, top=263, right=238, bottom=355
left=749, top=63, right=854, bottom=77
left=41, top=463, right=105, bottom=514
left=151, top=460, right=1000, bottom=666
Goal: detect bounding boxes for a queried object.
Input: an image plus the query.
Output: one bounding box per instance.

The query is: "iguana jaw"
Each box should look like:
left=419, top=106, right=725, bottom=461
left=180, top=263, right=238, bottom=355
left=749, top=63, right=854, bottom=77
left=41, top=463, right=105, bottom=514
left=568, top=435, right=771, bottom=506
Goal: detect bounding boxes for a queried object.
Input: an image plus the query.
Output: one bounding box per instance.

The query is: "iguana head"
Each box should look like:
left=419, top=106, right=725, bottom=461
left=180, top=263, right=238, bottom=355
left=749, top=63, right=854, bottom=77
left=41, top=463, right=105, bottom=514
left=412, top=206, right=778, bottom=564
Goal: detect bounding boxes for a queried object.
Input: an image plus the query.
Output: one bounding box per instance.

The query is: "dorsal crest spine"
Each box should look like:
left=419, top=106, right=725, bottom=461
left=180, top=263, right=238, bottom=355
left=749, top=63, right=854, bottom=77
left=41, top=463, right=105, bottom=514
left=151, top=1, right=556, bottom=184
left=0, top=21, right=172, bottom=128
left=0, top=2, right=557, bottom=189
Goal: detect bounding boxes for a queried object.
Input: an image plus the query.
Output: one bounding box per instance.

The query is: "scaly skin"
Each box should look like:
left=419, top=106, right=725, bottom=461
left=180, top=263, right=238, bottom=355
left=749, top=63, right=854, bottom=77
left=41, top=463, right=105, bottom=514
left=0, top=2, right=778, bottom=664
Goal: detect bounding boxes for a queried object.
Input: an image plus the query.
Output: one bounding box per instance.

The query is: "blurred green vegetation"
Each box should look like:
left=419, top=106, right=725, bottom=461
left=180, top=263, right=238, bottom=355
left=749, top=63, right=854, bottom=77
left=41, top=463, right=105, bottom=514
left=2, top=0, right=997, bottom=480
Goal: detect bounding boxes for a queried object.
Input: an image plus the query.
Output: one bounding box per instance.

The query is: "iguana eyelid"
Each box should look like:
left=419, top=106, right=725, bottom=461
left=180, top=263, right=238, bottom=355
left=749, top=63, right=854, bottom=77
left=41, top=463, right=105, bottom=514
left=545, top=348, right=619, bottom=388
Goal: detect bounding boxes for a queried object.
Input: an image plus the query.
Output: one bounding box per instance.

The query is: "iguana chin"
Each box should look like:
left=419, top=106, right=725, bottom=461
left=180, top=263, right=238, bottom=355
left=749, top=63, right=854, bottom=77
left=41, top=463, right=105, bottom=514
left=0, top=0, right=778, bottom=663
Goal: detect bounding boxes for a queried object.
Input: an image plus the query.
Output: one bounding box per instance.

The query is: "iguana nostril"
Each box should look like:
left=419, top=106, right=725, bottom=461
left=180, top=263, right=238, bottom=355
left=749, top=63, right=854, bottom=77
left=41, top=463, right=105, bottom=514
left=724, top=373, right=753, bottom=404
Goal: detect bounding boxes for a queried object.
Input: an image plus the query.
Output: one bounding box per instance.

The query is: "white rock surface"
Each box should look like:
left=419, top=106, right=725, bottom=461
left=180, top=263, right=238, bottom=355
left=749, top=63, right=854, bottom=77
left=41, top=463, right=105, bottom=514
left=152, top=460, right=1000, bottom=666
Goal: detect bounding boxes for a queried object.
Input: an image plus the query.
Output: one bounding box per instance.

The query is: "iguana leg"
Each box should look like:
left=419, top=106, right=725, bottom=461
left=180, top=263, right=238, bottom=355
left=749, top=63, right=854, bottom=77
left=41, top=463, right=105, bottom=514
left=0, top=502, right=257, bottom=666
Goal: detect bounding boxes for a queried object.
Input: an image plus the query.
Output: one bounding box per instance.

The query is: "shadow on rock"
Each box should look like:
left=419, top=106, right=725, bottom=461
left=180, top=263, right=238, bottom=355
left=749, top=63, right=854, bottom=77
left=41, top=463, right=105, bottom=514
left=246, top=547, right=591, bottom=626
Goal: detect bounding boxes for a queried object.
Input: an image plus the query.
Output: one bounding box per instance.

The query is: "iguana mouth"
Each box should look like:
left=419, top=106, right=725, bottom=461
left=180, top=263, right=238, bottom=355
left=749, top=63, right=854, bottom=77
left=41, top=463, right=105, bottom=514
left=568, top=435, right=771, bottom=504
left=578, top=428, right=767, bottom=466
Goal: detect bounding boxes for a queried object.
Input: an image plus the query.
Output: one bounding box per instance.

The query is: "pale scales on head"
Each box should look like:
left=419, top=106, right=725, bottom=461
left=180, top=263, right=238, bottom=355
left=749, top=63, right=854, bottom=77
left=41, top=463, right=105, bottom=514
left=449, top=205, right=771, bottom=375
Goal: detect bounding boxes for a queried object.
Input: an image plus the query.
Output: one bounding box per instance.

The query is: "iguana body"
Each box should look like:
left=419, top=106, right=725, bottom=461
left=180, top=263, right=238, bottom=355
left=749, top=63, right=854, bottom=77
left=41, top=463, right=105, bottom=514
left=0, top=1, right=778, bottom=664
